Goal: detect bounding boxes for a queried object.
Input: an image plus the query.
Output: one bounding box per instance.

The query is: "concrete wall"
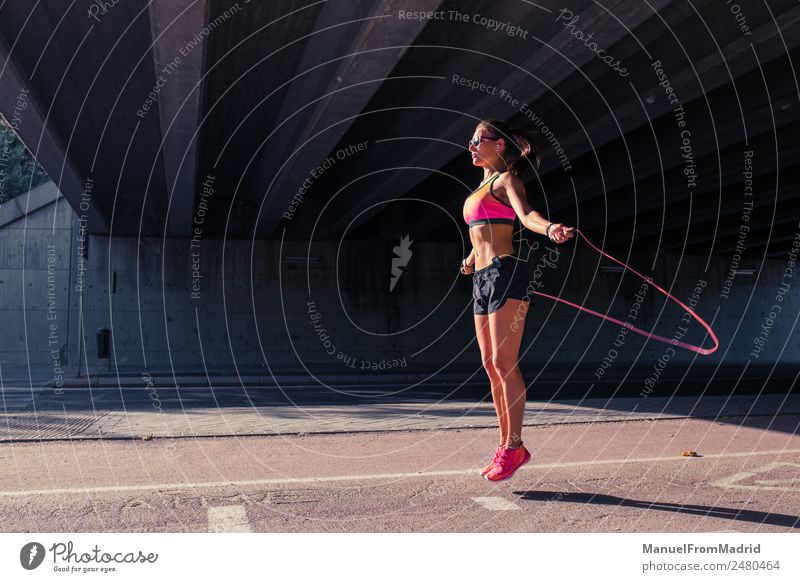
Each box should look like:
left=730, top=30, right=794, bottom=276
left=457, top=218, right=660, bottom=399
left=1, top=193, right=798, bottom=379
left=0, top=190, right=72, bottom=374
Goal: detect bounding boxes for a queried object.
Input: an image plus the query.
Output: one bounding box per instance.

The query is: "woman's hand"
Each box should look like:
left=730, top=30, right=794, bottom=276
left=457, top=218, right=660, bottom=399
left=460, top=258, right=475, bottom=275
left=548, top=223, right=575, bottom=244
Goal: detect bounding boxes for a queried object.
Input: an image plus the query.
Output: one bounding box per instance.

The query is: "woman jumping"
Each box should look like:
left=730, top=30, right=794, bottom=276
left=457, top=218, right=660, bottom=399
left=459, top=118, right=575, bottom=482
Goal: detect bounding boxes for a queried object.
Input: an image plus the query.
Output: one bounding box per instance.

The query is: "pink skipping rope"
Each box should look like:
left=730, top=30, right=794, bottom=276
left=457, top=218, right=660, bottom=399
left=529, top=228, right=719, bottom=356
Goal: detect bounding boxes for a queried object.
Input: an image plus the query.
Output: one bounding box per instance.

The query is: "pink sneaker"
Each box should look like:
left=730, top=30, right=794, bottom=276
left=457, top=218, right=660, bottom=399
left=480, top=446, right=504, bottom=476
left=485, top=444, right=531, bottom=482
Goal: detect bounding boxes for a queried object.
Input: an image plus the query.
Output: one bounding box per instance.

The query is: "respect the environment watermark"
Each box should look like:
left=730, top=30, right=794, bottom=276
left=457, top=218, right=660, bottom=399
left=45, top=243, right=65, bottom=392
left=720, top=149, right=754, bottom=300
left=136, top=2, right=243, bottom=119
left=450, top=73, right=573, bottom=173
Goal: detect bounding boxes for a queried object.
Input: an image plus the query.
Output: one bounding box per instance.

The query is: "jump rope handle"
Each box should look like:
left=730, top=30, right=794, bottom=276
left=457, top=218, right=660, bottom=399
left=530, top=228, right=719, bottom=356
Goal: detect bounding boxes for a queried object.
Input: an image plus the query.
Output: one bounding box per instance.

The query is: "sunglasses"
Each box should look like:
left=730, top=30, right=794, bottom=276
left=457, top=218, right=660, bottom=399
left=468, top=135, right=500, bottom=148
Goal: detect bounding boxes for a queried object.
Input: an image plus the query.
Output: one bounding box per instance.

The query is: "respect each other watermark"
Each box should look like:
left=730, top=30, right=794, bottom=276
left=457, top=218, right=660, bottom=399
left=283, top=141, right=369, bottom=221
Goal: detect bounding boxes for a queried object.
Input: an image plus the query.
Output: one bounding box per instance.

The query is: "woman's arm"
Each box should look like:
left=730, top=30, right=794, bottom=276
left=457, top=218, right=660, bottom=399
left=501, top=173, right=574, bottom=243
left=500, top=173, right=551, bottom=236
left=460, top=247, right=476, bottom=275
left=465, top=247, right=476, bottom=267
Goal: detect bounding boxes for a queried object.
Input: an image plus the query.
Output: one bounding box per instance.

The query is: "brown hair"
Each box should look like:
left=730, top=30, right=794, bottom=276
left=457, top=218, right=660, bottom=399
left=476, top=118, right=541, bottom=178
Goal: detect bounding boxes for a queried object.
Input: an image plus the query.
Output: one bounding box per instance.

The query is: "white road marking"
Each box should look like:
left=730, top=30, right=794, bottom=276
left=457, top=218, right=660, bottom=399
left=207, top=505, right=251, bottom=533
left=1, top=448, right=799, bottom=498
left=710, top=462, right=800, bottom=492
left=471, top=496, right=520, bottom=511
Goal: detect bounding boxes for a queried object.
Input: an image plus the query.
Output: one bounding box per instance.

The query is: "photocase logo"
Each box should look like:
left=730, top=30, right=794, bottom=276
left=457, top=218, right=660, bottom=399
left=389, top=234, right=413, bottom=292
left=20, top=542, right=46, bottom=570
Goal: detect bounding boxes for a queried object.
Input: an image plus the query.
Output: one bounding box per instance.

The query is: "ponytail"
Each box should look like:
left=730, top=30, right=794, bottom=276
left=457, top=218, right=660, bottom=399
left=477, top=118, right=541, bottom=178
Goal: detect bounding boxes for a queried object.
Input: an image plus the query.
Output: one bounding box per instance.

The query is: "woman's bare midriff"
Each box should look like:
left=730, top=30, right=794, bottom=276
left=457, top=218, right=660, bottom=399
left=469, top=223, right=515, bottom=270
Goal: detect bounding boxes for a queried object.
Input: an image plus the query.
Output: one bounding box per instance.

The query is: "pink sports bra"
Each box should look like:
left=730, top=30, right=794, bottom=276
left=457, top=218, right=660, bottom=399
left=462, top=172, right=517, bottom=227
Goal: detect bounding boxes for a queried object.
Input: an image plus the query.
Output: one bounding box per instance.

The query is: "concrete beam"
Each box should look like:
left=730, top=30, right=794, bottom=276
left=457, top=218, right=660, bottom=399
left=246, top=0, right=362, bottom=223
left=0, top=33, right=108, bottom=233
left=148, top=0, right=208, bottom=237
left=544, top=3, right=800, bottom=192
left=600, top=136, right=800, bottom=249
left=0, top=180, right=60, bottom=228
left=250, top=0, right=446, bottom=236
left=319, top=0, right=674, bottom=238
left=318, top=0, right=800, bottom=239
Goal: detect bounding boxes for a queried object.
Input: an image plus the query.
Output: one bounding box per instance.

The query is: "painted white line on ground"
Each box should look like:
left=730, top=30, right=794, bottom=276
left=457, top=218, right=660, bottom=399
left=207, top=505, right=251, bottom=533
left=471, top=496, right=520, bottom=511
left=710, top=462, right=800, bottom=492
left=1, top=448, right=799, bottom=498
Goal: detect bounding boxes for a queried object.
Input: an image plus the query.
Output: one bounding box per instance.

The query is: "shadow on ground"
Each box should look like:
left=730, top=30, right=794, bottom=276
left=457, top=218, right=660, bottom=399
left=516, top=491, right=800, bottom=529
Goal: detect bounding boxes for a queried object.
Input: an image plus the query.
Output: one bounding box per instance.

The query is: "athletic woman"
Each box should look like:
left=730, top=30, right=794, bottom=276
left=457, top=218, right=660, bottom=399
left=460, top=118, right=575, bottom=481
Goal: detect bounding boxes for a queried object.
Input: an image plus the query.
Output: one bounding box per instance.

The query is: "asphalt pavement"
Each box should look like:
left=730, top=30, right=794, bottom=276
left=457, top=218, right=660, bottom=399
left=1, top=413, right=798, bottom=533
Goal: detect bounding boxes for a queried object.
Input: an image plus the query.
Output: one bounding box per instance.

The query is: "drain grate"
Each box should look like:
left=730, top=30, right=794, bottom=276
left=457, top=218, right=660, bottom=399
left=0, top=411, right=106, bottom=440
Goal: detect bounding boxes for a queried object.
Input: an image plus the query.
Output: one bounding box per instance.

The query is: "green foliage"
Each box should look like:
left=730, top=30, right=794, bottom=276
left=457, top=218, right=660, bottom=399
left=0, top=114, right=50, bottom=204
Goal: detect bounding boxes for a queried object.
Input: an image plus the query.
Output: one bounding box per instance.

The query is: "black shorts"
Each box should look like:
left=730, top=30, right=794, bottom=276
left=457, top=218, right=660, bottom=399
left=472, top=255, right=531, bottom=315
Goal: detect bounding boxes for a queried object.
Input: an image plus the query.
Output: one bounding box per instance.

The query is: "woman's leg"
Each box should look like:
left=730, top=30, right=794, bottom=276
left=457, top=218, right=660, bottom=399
left=474, top=314, right=508, bottom=446
left=488, top=297, right=529, bottom=448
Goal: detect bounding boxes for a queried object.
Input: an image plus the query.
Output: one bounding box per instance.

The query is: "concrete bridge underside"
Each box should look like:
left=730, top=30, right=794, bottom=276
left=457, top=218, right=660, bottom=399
left=0, top=0, right=798, bottom=258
